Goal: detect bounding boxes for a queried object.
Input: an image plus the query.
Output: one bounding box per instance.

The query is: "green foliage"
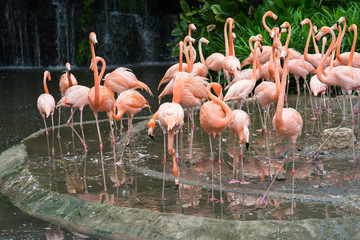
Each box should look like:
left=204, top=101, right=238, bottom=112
left=170, top=0, right=360, bottom=65
left=76, top=0, right=95, bottom=66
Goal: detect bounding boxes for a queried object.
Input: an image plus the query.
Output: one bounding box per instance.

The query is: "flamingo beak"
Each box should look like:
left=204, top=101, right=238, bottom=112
left=148, top=127, right=154, bottom=139
left=174, top=184, right=179, bottom=190
left=299, top=23, right=302, bottom=29
left=280, top=57, right=284, bottom=68
left=246, top=142, right=249, bottom=150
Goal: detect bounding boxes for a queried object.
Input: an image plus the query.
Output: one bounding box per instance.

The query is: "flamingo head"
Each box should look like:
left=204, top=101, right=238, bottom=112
left=313, top=25, right=318, bottom=34
left=89, top=32, right=98, bottom=45
left=200, top=37, right=209, bottom=45
left=189, top=23, right=197, bottom=34
left=65, top=62, right=71, bottom=72
left=44, top=70, right=51, bottom=81
left=337, top=16, right=345, bottom=27
left=184, top=36, right=195, bottom=44
left=244, top=126, right=250, bottom=150
left=300, top=18, right=310, bottom=28
left=147, top=118, right=156, bottom=139
left=279, top=47, right=288, bottom=68
left=210, top=82, right=223, bottom=99
left=348, top=24, right=357, bottom=33
left=279, top=21, right=290, bottom=33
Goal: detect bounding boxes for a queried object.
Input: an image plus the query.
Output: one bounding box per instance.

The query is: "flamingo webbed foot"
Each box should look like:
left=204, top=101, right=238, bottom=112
left=256, top=194, right=268, bottom=206
left=229, top=179, right=239, bottom=184
left=209, top=196, right=217, bottom=202
left=240, top=180, right=250, bottom=184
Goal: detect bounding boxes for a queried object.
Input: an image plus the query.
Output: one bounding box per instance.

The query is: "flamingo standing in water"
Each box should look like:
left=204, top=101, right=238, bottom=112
left=113, top=89, right=151, bottom=164
left=258, top=22, right=303, bottom=215
left=147, top=102, right=184, bottom=200
left=57, top=62, right=78, bottom=138
left=200, top=82, right=232, bottom=203
left=37, top=71, right=56, bottom=136
left=56, top=84, right=90, bottom=151
left=228, top=109, right=250, bottom=184
left=88, top=55, right=118, bottom=191
left=313, top=26, right=360, bottom=163
left=254, top=39, right=282, bottom=176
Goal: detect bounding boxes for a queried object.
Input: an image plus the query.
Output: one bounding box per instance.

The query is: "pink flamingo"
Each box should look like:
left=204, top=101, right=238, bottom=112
left=258, top=22, right=303, bottom=215
left=228, top=109, right=250, bottom=184
left=56, top=84, right=90, bottom=151
left=57, top=62, right=78, bottom=138
left=224, top=35, right=261, bottom=111
left=241, top=11, right=277, bottom=68
left=88, top=55, right=118, bottom=190
left=147, top=102, right=184, bottom=200
left=222, top=17, right=241, bottom=85
left=200, top=82, right=232, bottom=203
left=314, top=26, right=360, bottom=163
left=37, top=71, right=55, bottom=136
left=254, top=39, right=282, bottom=176
left=206, top=52, right=225, bottom=83
left=113, top=89, right=151, bottom=163
left=191, top=37, right=209, bottom=78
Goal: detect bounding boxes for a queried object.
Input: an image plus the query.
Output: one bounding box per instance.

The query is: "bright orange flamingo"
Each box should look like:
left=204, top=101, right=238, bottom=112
left=88, top=56, right=118, bottom=190
left=56, top=84, right=90, bottom=151
left=254, top=39, right=282, bottom=176
left=147, top=103, right=184, bottom=200
left=200, top=82, right=232, bottom=203
left=228, top=109, right=250, bottom=184
left=222, top=17, right=241, bottom=85
left=257, top=22, right=303, bottom=215
left=57, top=62, right=78, bottom=138
left=37, top=71, right=56, bottom=136
left=113, top=89, right=151, bottom=164
left=313, top=26, right=360, bottom=163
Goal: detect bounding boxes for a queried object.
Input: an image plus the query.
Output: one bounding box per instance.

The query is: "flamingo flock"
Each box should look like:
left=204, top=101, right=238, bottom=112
left=37, top=12, right=360, bottom=215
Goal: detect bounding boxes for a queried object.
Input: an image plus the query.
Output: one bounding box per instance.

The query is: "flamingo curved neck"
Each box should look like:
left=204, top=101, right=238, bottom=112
left=317, top=29, right=336, bottom=85
left=93, top=57, right=106, bottom=107
left=207, top=84, right=232, bottom=128
left=66, top=68, right=73, bottom=87
left=336, top=20, right=346, bottom=64
left=199, top=41, right=205, bottom=64
left=179, top=41, right=184, bottom=72
left=43, top=71, right=50, bottom=94
left=348, top=25, right=357, bottom=66
left=228, top=21, right=234, bottom=56
left=272, top=44, right=281, bottom=101
left=184, top=39, right=193, bottom=72
left=312, top=27, right=320, bottom=54
left=262, top=12, right=272, bottom=34
left=303, top=21, right=313, bottom=61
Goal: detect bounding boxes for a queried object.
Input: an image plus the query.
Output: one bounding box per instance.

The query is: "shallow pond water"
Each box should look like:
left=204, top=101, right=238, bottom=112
left=2, top=66, right=360, bottom=237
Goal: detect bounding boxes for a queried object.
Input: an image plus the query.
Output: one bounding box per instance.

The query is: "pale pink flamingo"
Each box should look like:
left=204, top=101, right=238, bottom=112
left=147, top=102, right=184, bottom=200
left=241, top=11, right=277, bottom=68
left=222, top=17, right=241, bottom=85
left=200, top=82, right=232, bottom=203
left=258, top=22, right=303, bottom=215
left=206, top=52, right=225, bottom=83
left=224, top=35, right=261, bottom=111
left=314, top=26, right=360, bottom=163
left=37, top=71, right=55, bottom=136
left=228, top=109, right=250, bottom=184
left=191, top=37, right=209, bottom=78
left=88, top=55, right=117, bottom=190
left=254, top=39, right=282, bottom=176
left=113, top=89, right=151, bottom=164
left=57, top=62, right=78, bottom=138
left=56, top=85, right=90, bottom=151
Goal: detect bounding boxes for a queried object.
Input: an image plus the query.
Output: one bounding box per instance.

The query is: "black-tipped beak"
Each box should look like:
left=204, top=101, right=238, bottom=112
left=246, top=143, right=249, bottom=150
left=174, top=184, right=179, bottom=190
left=270, top=37, right=273, bottom=44
left=280, top=57, right=284, bottom=68
left=279, top=27, right=282, bottom=32
left=260, top=40, right=263, bottom=45
left=236, top=66, right=241, bottom=71
left=260, top=47, right=263, bottom=53
left=315, top=38, right=319, bottom=45
left=337, top=22, right=339, bottom=28
left=275, top=18, right=278, bottom=23
left=149, top=134, right=154, bottom=139
left=299, top=24, right=302, bottom=29
left=194, top=29, right=197, bottom=35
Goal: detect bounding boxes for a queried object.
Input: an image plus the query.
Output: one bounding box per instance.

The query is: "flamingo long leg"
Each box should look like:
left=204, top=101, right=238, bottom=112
left=349, top=95, right=357, bottom=164
left=229, top=135, right=239, bottom=184
left=209, top=135, right=216, bottom=201
left=218, top=133, right=224, bottom=203
left=240, top=143, right=250, bottom=184
left=108, top=115, right=119, bottom=187
left=161, top=133, right=167, bottom=201
left=94, top=112, right=107, bottom=191
left=57, top=107, right=61, bottom=138
left=66, top=108, right=87, bottom=151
